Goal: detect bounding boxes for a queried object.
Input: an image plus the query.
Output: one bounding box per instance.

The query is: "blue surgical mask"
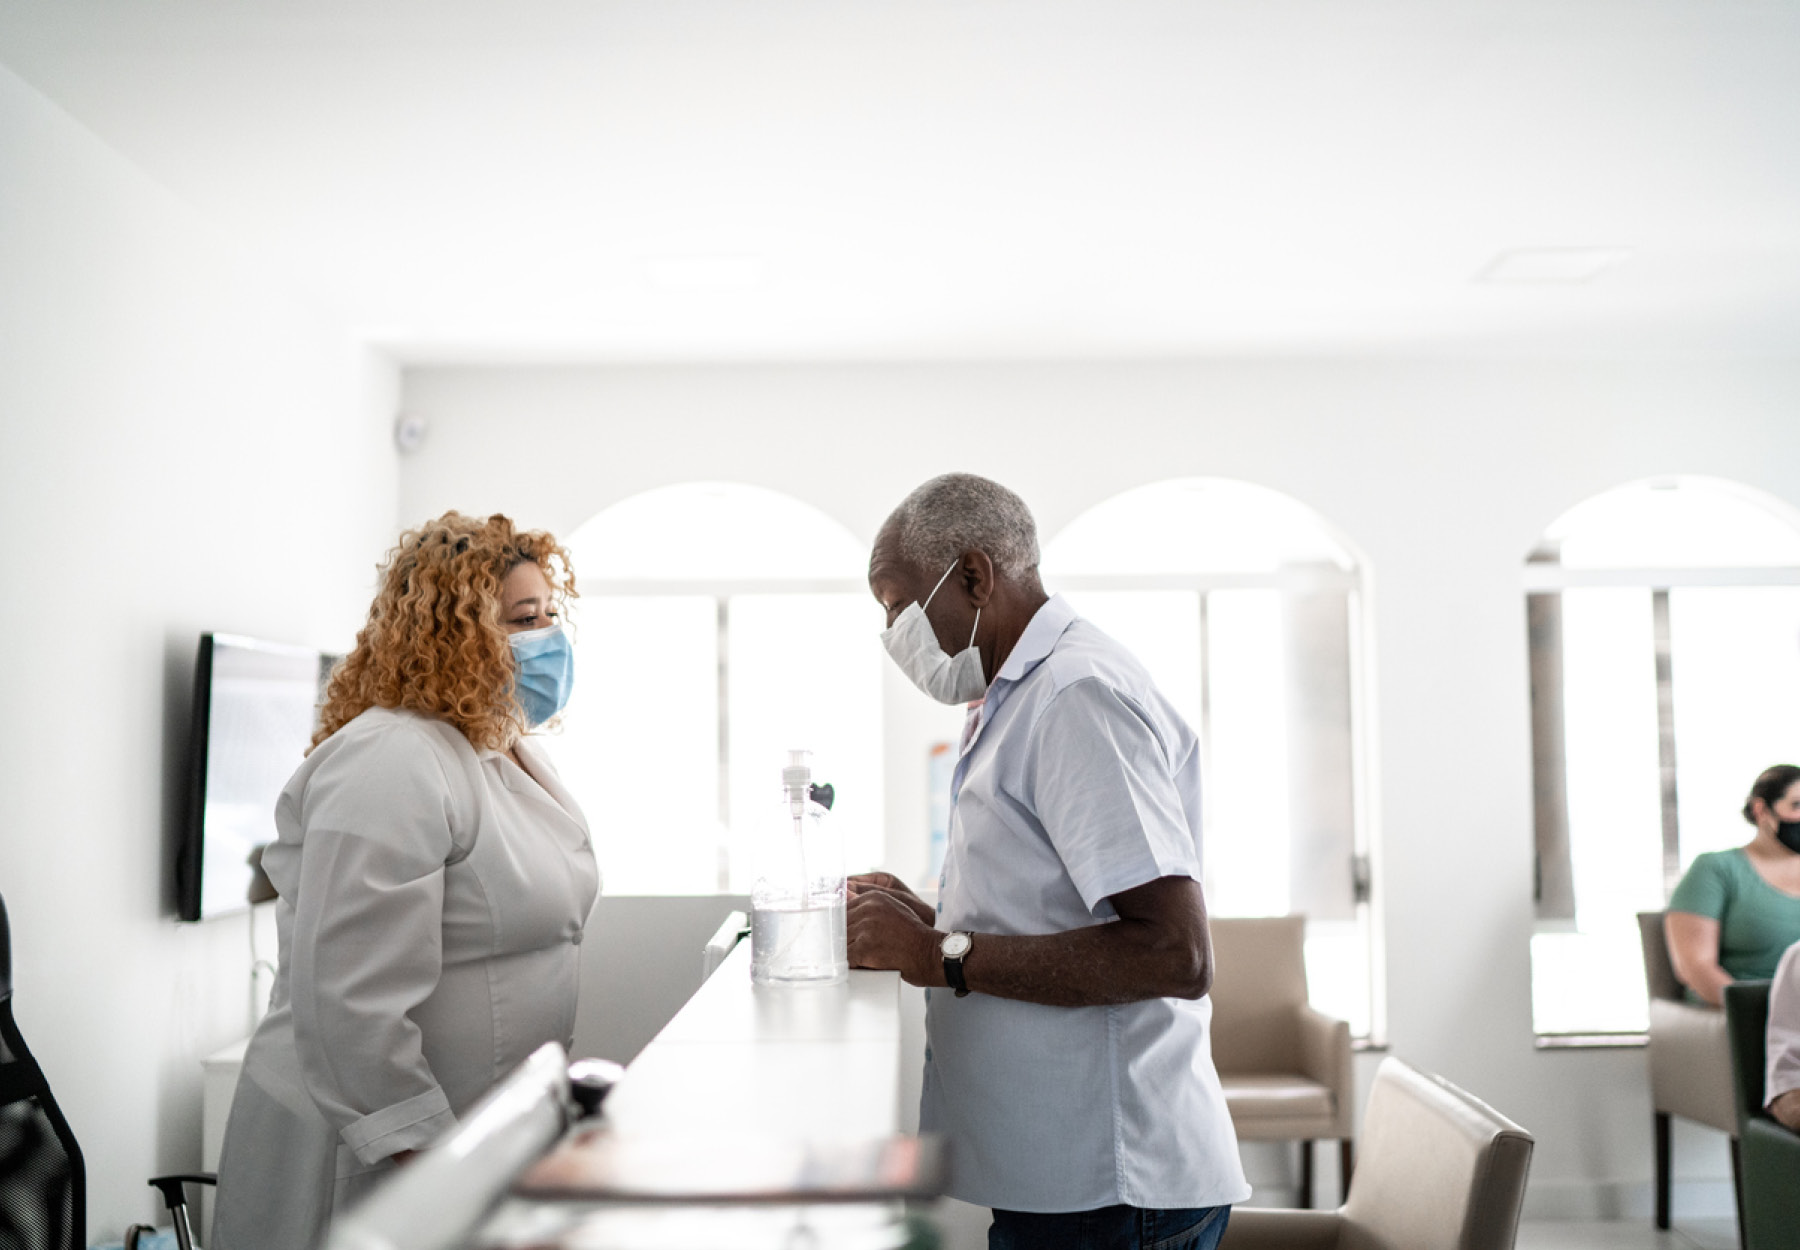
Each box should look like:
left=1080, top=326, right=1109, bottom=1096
left=509, top=623, right=574, bottom=727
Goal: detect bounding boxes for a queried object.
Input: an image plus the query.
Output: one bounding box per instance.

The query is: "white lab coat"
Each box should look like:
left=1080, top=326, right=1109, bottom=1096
left=212, top=707, right=599, bottom=1250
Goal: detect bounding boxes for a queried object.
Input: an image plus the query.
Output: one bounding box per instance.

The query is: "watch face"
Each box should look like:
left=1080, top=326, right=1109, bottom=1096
left=942, top=932, right=972, bottom=959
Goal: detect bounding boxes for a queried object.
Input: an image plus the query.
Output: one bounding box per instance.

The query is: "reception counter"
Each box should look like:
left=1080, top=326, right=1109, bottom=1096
left=601, top=938, right=910, bottom=1140
left=313, top=930, right=935, bottom=1250
left=465, top=938, right=933, bottom=1249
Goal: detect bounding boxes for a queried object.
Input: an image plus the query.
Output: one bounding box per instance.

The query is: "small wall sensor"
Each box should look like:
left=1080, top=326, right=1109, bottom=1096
left=393, top=412, right=428, bottom=454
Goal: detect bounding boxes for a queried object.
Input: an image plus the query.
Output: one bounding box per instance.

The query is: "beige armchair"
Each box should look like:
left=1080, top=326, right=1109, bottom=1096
left=1636, top=910, right=1742, bottom=1234
left=1209, top=915, right=1355, bottom=1207
left=1220, top=1057, right=1534, bottom=1250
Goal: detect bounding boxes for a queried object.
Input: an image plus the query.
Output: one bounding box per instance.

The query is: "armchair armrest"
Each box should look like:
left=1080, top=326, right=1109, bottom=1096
left=1743, top=1117, right=1800, bottom=1160
left=1647, top=998, right=1735, bottom=1133
left=1296, top=1004, right=1355, bottom=1137
left=1219, top=1207, right=1341, bottom=1250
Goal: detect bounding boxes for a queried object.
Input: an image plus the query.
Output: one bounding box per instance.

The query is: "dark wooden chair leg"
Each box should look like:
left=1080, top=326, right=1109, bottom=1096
left=1654, top=1111, right=1671, bottom=1230
left=1298, top=1139, right=1314, bottom=1209
left=1730, top=1136, right=1746, bottom=1250
left=1339, top=1138, right=1355, bottom=1204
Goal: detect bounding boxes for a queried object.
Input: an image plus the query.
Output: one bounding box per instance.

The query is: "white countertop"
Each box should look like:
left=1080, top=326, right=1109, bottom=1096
left=464, top=942, right=924, bottom=1246
left=601, top=941, right=907, bottom=1141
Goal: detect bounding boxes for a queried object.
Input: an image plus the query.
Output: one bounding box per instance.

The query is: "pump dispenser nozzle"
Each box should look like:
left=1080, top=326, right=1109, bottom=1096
left=782, top=750, right=812, bottom=820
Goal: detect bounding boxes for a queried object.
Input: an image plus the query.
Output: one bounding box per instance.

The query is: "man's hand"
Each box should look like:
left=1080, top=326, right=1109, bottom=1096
left=848, top=871, right=935, bottom=925
left=847, top=885, right=939, bottom=985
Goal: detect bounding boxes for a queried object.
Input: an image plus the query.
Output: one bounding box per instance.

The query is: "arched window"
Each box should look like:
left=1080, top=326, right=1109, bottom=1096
left=1043, top=479, right=1376, bottom=1037
left=545, top=483, right=882, bottom=895
left=1527, top=476, right=1800, bottom=1038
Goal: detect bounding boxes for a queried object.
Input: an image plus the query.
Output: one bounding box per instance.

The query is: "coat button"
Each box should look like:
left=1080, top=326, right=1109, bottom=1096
left=570, top=928, right=584, bottom=945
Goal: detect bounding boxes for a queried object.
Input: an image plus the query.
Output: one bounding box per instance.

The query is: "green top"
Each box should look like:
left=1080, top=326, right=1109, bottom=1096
left=1668, top=847, right=1800, bottom=982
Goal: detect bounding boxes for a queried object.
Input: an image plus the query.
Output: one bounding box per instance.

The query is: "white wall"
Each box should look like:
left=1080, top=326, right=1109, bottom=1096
left=399, top=356, right=1800, bottom=1217
left=0, top=62, right=399, bottom=1237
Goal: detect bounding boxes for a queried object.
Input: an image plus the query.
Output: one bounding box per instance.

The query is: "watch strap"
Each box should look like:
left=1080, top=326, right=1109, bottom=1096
left=943, top=933, right=972, bottom=997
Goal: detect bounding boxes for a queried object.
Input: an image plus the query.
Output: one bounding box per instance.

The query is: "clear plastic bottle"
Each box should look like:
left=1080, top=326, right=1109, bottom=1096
left=749, top=750, right=847, bottom=985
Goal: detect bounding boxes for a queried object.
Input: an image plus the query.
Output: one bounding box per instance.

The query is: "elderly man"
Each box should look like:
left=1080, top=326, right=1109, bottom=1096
left=848, top=473, right=1248, bottom=1250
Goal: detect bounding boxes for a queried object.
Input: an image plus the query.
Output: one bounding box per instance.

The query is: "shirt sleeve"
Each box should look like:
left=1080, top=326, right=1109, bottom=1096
left=1026, top=676, right=1201, bottom=915
left=1768, top=940, right=1800, bottom=1107
left=1668, top=851, right=1731, bottom=921
left=279, top=722, right=462, bottom=1164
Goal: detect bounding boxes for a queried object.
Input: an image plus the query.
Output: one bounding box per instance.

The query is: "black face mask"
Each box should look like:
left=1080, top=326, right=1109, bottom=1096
left=1777, top=819, right=1800, bottom=856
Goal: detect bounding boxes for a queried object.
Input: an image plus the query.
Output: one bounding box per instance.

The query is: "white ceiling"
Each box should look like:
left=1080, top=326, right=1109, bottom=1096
left=3, top=0, right=1799, bottom=362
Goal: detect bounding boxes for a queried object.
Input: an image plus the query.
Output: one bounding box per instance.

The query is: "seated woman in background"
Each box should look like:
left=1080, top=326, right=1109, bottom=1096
left=1666, top=764, right=1800, bottom=1007
left=214, top=512, right=599, bottom=1250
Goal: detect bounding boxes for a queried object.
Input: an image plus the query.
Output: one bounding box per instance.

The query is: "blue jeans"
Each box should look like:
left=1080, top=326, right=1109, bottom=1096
left=988, top=1204, right=1231, bottom=1250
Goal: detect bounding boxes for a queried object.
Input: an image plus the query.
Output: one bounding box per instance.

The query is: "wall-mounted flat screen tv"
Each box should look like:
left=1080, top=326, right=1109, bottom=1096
left=179, top=633, right=337, bottom=922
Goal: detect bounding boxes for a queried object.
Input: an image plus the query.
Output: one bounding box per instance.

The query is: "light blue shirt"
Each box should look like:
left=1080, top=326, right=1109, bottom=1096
left=919, top=594, right=1250, bottom=1212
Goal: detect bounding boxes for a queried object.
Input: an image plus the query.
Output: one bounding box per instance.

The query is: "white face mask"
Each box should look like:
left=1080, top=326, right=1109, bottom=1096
left=880, top=560, right=987, bottom=705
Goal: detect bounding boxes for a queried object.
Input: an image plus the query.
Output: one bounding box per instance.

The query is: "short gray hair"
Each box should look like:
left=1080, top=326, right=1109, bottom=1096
left=882, top=473, right=1040, bottom=580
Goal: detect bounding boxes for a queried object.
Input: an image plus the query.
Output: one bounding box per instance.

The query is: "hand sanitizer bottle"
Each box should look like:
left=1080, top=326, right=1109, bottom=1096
left=749, top=750, right=847, bottom=985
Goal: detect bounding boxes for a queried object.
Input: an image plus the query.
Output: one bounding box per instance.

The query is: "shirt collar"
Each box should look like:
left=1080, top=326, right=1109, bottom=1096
left=480, top=735, right=531, bottom=762
left=991, top=594, right=1078, bottom=689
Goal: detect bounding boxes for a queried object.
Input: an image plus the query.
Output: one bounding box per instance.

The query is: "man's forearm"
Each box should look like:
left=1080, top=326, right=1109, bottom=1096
left=852, top=876, right=1212, bottom=1008
left=948, top=920, right=1210, bottom=1007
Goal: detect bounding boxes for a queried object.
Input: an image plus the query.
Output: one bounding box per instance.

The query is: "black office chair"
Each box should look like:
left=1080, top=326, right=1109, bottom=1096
left=0, top=892, right=86, bottom=1250
left=124, top=1174, right=216, bottom=1250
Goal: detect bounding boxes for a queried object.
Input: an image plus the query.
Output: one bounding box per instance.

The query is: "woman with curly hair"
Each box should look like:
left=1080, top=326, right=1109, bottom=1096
left=213, top=512, right=599, bottom=1250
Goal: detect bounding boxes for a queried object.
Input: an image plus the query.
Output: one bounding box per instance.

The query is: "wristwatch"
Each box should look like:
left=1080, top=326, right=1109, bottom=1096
left=941, top=931, right=974, bottom=997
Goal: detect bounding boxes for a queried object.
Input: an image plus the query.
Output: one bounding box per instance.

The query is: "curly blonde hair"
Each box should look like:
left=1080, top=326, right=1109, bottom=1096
left=314, top=512, right=577, bottom=753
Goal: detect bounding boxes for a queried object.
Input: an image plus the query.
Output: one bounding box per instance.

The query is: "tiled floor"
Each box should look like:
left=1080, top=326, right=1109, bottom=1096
left=1517, top=1220, right=1737, bottom=1250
